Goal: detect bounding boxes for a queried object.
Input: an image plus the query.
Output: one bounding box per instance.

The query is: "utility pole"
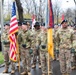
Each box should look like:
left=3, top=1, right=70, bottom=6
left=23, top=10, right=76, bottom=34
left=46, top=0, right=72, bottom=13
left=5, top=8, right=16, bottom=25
left=74, top=0, right=76, bottom=24
left=1, top=0, right=3, bottom=31
left=1, top=0, right=4, bottom=52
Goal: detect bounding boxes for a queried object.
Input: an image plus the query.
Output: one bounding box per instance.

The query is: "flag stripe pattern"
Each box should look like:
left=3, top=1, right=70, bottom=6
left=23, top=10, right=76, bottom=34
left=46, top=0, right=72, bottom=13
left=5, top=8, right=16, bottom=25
left=9, top=2, right=18, bottom=62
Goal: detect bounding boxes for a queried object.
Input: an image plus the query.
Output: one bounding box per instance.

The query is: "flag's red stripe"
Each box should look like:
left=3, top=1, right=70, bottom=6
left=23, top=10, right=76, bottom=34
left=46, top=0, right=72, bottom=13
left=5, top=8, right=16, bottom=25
left=10, top=22, right=18, bottom=28
left=11, top=17, right=17, bottom=23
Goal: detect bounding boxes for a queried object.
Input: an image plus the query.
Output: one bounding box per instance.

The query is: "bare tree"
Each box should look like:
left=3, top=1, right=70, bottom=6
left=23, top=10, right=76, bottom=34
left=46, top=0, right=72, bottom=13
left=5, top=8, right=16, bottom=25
left=53, top=0, right=61, bottom=24
left=15, top=0, right=23, bottom=22
left=64, top=8, right=75, bottom=25
left=74, top=0, right=76, bottom=24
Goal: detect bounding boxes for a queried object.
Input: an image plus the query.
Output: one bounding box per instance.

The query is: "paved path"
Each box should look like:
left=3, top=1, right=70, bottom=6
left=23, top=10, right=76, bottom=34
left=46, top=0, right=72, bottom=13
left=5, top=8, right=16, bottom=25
left=0, top=60, right=76, bottom=75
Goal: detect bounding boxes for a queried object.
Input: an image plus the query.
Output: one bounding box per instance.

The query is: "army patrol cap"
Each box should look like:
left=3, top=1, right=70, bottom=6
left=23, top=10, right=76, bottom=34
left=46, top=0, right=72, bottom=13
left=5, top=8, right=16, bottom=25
left=4, top=23, right=10, bottom=26
left=34, top=22, right=40, bottom=27
left=61, top=20, right=68, bottom=24
left=22, top=22, right=27, bottom=25
left=18, top=21, right=22, bottom=26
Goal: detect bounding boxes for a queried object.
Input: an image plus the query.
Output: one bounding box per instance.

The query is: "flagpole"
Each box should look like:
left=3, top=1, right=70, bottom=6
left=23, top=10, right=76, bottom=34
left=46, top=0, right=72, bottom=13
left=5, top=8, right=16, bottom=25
left=48, top=53, right=50, bottom=75
left=16, top=35, right=20, bottom=72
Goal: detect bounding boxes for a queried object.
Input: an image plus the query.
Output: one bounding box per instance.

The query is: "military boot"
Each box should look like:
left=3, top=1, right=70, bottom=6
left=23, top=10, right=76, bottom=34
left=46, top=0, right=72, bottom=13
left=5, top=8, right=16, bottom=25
left=66, top=73, right=70, bottom=75
left=11, top=70, right=15, bottom=74
left=21, top=71, right=27, bottom=75
left=3, top=69, right=8, bottom=73
left=28, top=72, right=31, bottom=75
left=31, top=64, right=36, bottom=69
left=39, top=64, right=41, bottom=69
left=42, top=73, right=46, bottom=75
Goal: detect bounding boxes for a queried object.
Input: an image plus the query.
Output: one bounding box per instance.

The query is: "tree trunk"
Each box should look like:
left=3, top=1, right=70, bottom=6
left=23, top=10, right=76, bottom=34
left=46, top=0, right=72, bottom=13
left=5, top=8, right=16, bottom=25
left=15, top=0, right=23, bottom=22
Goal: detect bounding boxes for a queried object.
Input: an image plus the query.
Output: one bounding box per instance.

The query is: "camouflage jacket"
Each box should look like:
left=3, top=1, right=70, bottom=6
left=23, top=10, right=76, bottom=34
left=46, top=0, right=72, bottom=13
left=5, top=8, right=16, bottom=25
left=72, top=30, right=76, bottom=50
left=37, top=30, right=47, bottom=51
left=1, top=29, right=10, bottom=47
left=18, top=30, right=31, bottom=48
left=56, top=28, right=73, bottom=50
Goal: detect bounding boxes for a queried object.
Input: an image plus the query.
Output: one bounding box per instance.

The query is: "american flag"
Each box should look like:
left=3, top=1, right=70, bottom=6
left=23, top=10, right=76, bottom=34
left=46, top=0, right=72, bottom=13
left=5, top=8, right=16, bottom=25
left=9, top=1, right=18, bottom=62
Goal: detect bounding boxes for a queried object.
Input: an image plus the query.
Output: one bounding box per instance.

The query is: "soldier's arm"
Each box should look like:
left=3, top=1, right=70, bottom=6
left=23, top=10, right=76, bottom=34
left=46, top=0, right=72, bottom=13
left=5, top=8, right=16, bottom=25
left=18, top=33, right=22, bottom=44
left=55, top=31, right=60, bottom=50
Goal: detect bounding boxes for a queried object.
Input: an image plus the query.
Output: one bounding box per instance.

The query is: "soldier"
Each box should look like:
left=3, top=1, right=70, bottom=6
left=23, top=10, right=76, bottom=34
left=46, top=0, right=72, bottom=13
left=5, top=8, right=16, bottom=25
left=72, top=26, right=76, bottom=69
left=56, top=20, right=74, bottom=75
left=31, top=22, right=41, bottom=69
left=37, top=23, right=52, bottom=75
left=1, top=23, right=15, bottom=74
left=18, top=22, right=31, bottom=75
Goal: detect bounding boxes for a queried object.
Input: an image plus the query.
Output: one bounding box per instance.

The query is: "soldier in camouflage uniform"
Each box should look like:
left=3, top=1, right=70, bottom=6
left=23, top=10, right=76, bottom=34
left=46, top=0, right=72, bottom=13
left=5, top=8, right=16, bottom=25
left=31, top=22, right=41, bottom=69
left=37, top=23, right=52, bottom=75
left=72, top=26, right=76, bottom=69
left=56, top=20, right=74, bottom=75
left=1, top=23, right=15, bottom=74
left=18, top=22, right=31, bottom=75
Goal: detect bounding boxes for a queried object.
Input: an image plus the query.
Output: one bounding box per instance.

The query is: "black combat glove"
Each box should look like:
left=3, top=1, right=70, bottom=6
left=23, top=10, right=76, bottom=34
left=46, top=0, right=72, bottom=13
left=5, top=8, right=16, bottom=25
left=56, top=50, right=59, bottom=54
left=22, top=44, right=26, bottom=48
left=3, top=41, right=10, bottom=45
left=41, top=45, right=46, bottom=49
left=29, top=49, right=33, bottom=54
left=71, top=48, right=75, bottom=53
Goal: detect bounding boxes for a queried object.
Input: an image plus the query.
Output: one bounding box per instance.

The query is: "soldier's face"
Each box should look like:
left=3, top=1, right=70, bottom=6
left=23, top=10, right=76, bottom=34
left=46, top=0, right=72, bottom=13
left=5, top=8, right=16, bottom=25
left=4, top=25, right=10, bottom=30
left=22, top=25, right=27, bottom=30
left=62, top=22, right=67, bottom=28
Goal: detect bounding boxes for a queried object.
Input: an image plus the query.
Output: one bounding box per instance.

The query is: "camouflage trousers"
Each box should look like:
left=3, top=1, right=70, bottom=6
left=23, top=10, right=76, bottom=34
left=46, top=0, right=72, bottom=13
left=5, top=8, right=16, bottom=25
left=59, top=49, right=71, bottom=73
left=3, top=46, right=15, bottom=70
left=31, top=47, right=40, bottom=65
left=40, top=51, right=51, bottom=74
left=21, top=48, right=31, bottom=72
left=71, top=52, right=76, bottom=67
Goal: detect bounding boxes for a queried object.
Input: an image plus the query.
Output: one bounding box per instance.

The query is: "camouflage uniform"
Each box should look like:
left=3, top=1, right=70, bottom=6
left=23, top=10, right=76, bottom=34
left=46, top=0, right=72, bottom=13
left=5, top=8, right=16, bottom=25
left=18, top=30, right=31, bottom=72
left=72, top=29, right=76, bottom=68
left=56, top=28, right=73, bottom=74
left=37, top=30, right=51, bottom=74
left=1, top=29, right=15, bottom=72
left=30, top=28, right=41, bottom=68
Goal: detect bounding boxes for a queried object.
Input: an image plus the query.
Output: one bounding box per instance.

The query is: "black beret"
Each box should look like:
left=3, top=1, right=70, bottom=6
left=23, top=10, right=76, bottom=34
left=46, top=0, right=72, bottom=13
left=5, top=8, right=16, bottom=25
left=4, top=23, right=10, bottom=26
left=18, top=22, right=22, bottom=26
left=34, top=22, right=40, bottom=27
left=61, top=20, right=68, bottom=24
left=22, top=22, right=27, bottom=25
left=41, top=23, right=45, bottom=26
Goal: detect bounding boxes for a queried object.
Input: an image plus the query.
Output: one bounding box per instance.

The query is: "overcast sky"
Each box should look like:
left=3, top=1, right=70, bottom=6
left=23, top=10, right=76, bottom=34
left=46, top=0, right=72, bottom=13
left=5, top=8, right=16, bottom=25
left=3, top=0, right=76, bottom=15
left=52, top=0, right=75, bottom=10
left=4, top=0, right=75, bottom=10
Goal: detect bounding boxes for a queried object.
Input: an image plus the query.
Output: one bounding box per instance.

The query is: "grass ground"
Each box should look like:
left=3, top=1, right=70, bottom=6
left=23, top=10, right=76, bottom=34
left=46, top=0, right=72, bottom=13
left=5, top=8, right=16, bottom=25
left=0, top=52, right=4, bottom=64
